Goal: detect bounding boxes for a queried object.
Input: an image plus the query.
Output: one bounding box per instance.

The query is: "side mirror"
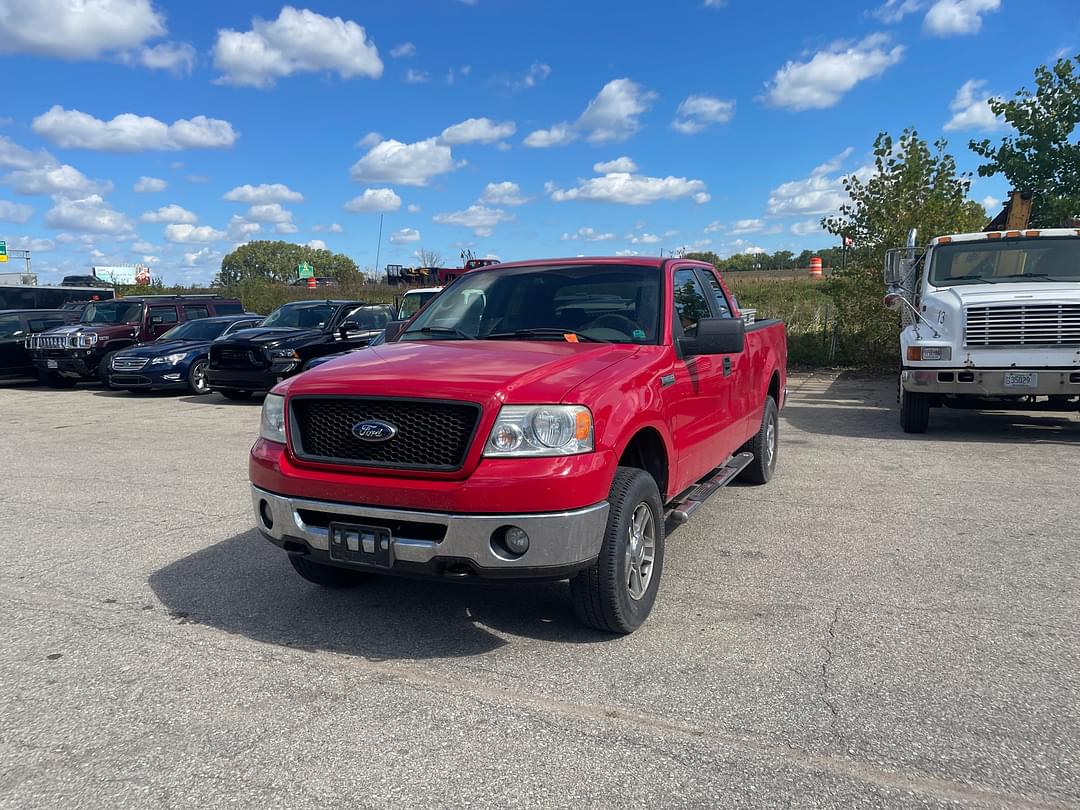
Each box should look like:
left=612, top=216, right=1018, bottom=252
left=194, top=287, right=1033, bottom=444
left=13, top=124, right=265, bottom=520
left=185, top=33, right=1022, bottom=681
left=340, top=320, right=360, bottom=336
left=383, top=320, right=407, bottom=342
left=679, top=317, right=745, bottom=356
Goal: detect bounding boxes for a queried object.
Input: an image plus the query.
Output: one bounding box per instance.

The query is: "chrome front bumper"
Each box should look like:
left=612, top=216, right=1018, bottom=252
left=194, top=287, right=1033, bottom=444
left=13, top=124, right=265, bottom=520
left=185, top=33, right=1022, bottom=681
left=902, top=368, right=1080, bottom=397
left=251, top=485, right=609, bottom=573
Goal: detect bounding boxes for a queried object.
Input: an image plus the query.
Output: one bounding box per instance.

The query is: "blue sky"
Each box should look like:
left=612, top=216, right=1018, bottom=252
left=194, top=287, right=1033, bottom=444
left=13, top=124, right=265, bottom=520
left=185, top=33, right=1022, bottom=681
left=0, top=0, right=1077, bottom=284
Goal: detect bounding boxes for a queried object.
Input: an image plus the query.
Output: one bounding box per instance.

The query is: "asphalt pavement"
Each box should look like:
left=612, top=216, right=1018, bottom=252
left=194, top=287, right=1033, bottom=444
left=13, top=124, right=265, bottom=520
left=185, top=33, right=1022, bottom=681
left=1, top=373, right=1078, bottom=809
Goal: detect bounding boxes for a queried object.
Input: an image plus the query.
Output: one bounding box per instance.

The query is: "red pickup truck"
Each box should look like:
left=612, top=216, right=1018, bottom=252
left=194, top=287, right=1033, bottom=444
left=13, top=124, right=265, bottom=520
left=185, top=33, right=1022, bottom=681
left=250, top=257, right=787, bottom=633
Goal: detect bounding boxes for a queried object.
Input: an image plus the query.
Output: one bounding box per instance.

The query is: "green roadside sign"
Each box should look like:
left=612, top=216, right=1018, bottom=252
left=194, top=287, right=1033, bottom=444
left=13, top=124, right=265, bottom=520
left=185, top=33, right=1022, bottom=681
left=297, top=261, right=314, bottom=279
left=0, top=240, right=7, bottom=263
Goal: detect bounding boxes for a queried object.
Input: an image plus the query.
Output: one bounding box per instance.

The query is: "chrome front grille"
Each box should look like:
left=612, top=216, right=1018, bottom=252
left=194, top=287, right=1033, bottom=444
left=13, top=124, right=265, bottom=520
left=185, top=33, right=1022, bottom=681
left=27, top=333, right=97, bottom=350
left=965, top=304, right=1080, bottom=347
left=111, top=356, right=148, bottom=371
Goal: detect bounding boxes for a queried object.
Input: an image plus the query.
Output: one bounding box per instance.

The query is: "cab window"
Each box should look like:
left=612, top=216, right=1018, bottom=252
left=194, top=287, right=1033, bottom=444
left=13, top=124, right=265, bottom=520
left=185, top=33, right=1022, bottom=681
left=183, top=305, right=210, bottom=320
left=672, top=269, right=712, bottom=337
left=149, top=306, right=179, bottom=325
left=0, top=314, right=23, bottom=339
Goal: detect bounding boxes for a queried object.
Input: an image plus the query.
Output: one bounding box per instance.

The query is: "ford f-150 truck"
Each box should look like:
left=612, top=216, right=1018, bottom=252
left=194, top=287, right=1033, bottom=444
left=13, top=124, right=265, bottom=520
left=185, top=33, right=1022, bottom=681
left=885, top=227, right=1080, bottom=432
left=250, top=257, right=787, bottom=633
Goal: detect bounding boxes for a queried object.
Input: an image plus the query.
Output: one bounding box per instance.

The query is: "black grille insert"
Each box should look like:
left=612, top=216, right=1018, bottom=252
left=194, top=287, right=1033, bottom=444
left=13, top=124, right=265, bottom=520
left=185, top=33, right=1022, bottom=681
left=291, top=397, right=481, bottom=470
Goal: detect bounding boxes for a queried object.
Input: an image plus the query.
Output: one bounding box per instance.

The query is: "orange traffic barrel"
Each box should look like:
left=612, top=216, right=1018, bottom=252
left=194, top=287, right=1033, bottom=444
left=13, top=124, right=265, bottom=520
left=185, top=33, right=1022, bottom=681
left=306, top=276, right=317, bottom=289
left=809, top=257, right=823, bottom=278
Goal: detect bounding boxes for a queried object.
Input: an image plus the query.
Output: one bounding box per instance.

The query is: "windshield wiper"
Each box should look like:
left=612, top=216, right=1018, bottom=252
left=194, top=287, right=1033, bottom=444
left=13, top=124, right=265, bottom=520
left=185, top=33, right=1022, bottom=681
left=404, top=326, right=477, bottom=340
left=988, top=273, right=1065, bottom=282
left=485, top=328, right=605, bottom=343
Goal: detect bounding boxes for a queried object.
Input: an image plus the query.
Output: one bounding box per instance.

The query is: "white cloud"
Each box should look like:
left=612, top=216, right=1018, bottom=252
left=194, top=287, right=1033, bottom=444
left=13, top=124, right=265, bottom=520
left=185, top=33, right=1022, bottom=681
left=182, top=247, right=220, bottom=267
left=132, top=240, right=157, bottom=252
left=6, top=163, right=110, bottom=196
left=140, top=204, right=197, bottom=224
left=212, top=6, right=383, bottom=88
left=0, top=0, right=164, bottom=59
left=312, top=222, right=343, bottom=233
left=615, top=249, right=641, bottom=257
left=344, top=188, right=402, bottom=213
left=32, top=106, right=238, bottom=152
left=629, top=232, right=660, bottom=244
left=433, top=205, right=513, bottom=237
left=45, top=194, right=132, bottom=234
left=123, top=41, right=196, bottom=75
left=561, top=227, right=616, bottom=242
left=244, top=203, right=294, bottom=224
left=577, top=78, right=657, bottom=144
left=406, top=204, right=421, bottom=214
left=439, top=117, right=516, bottom=145
left=0, top=200, right=33, bottom=223
left=764, top=34, right=904, bottom=111
left=593, top=157, right=638, bottom=174
left=389, top=227, right=421, bottom=244
left=480, top=181, right=529, bottom=206
left=729, top=218, right=766, bottom=235
left=791, top=220, right=823, bottom=236
left=703, top=0, right=727, bottom=6
left=133, top=175, right=166, bottom=193
left=404, top=69, right=431, bottom=84
left=871, top=0, right=926, bottom=22
left=10, top=236, right=56, bottom=252
left=743, top=246, right=767, bottom=255
left=671, top=95, right=735, bottom=134
left=350, top=137, right=460, bottom=187
left=522, top=62, right=551, bottom=88
left=165, top=223, right=226, bottom=243
left=445, top=65, right=471, bottom=85
left=306, top=239, right=327, bottom=250
left=548, top=163, right=710, bottom=206
left=275, top=222, right=298, bottom=234
left=390, top=42, right=416, bottom=58
left=943, top=79, right=1007, bottom=131
left=357, top=132, right=383, bottom=148
left=981, top=195, right=1001, bottom=214
left=226, top=215, right=261, bottom=241
left=223, top=183, right=304, bottom=203
left=704, top=220, right=724, bottom=233
left=767, top=148, right=869, bottom=216
left=0, top=135, right=50, bottom=170
left=523, top=123, right=578, bottom=148
left=924, top=0, right=1001, bottom=36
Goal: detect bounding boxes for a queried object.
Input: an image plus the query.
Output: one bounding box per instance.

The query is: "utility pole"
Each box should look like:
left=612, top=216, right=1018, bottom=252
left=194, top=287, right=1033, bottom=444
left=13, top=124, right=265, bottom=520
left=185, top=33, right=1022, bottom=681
left=374, top=214, right=384, bottom=281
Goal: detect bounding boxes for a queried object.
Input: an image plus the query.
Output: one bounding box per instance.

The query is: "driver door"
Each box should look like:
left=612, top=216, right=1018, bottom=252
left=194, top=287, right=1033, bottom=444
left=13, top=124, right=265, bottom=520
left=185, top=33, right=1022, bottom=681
left=146, top=305, right=179, bottom=339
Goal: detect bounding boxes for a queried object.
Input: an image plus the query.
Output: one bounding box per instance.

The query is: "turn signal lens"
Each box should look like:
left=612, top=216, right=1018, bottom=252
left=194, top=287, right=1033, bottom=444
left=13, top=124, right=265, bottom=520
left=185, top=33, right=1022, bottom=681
left=575, top=410, right=591, bottom=441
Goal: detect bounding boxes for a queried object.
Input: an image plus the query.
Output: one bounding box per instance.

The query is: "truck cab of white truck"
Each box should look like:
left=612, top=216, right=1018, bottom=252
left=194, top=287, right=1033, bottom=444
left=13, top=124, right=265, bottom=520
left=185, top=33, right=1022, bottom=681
left=885, top=227, right=1080, bottom=432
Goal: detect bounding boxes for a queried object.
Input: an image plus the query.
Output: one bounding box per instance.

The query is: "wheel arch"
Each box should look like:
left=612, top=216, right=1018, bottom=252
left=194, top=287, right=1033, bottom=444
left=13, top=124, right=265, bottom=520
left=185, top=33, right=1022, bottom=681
left=616, top=426, right=671, bottom=502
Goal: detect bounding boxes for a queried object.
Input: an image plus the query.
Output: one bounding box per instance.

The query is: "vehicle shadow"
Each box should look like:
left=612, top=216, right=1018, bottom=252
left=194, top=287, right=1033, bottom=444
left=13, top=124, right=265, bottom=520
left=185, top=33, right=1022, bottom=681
left=785, top=371, right=1080, bottom=445
left=148, top=530, right=612, bottom=660
left=178, top=393, right=265, bottom=406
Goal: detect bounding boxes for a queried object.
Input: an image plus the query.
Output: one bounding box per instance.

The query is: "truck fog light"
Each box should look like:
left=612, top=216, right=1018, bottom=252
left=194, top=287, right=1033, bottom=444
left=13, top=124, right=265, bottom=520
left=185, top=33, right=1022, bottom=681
left=491, top=423, right=524, bottom=452
left=504, top=527, right=530, bottom=555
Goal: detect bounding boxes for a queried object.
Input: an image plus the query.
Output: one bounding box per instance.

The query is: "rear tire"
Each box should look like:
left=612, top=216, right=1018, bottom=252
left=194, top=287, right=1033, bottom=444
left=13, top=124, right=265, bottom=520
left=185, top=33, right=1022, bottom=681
left=737, top=395, right=779, bottom=485
left=570, top=466, right=665, bottom=634
left=187, top=359, right=210, bottom=395
left=288, top=555, right=366, bottom=588
left=900, top=387, right=930, bottom=433
left=219, top=389, right=251, bottom=400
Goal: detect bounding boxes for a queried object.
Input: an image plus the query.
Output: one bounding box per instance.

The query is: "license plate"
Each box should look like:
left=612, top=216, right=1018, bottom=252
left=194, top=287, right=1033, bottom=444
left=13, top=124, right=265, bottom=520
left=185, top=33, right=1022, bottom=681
left=1004, top=372, right=1037, bottom=388
left=47, top=360, right=58, bottom=369
left=328, top=523, right=393, bottom=568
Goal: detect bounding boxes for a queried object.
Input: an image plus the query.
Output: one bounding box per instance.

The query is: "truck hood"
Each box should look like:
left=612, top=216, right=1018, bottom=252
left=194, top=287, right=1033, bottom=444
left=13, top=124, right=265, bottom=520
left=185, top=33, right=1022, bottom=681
left=284, top=340, right=642, bottom=404
left=219, top=326, right=324, bottom=349
left=39, top=322, right=138, bottom=339
left=941, top=282, right=1080, bottom=307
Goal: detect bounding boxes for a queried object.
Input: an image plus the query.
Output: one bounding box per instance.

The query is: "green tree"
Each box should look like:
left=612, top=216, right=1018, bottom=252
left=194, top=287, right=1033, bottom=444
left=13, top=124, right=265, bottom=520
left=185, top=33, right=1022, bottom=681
left=216, top=241, right=360, bottom=286
left=970, top=54, right=1080, bottom=227
left=823, top=129, right=986, bottom=257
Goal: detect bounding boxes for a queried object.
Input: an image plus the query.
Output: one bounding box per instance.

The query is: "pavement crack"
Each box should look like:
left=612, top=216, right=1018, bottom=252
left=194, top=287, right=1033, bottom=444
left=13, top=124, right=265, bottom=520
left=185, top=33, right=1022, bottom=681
left=820, top=600, right=843, bottom=747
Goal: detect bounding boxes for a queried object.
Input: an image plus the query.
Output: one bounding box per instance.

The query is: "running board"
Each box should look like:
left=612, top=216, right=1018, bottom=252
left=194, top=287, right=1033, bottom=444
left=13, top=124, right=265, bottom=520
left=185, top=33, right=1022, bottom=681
left=666, top=452, right=754, bottom=525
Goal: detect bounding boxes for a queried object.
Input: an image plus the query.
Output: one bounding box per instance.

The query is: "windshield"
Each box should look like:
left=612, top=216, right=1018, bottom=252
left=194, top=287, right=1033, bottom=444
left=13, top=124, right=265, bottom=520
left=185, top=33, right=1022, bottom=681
left=399, top=291, right=439, bottom=319
left=157, top=319, right=233, bottom=341
left=401, top=264, right=661, bottom=344
left=929, top=237, right=1080, bottom=287
left=344, top=305, right=390, bottom=330
left=80, top=301, right=143, bottom=324
left=261, top=302, right=337, bottom=329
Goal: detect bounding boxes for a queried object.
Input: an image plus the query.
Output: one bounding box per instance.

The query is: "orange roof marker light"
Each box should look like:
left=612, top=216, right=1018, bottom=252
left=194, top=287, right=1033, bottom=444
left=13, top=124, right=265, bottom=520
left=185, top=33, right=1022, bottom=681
left=1006, top=230, right=1021, bottom=238
left=1024, top=230, right=1040, bottom=238
left=936, top=236, right=952, bottom=244
left=987, top=232, right=1002, bottom=240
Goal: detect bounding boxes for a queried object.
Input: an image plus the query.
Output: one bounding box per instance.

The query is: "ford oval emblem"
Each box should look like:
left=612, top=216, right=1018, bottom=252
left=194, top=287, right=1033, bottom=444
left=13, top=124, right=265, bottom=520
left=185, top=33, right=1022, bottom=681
left=351, top=420, right=398, bottom=442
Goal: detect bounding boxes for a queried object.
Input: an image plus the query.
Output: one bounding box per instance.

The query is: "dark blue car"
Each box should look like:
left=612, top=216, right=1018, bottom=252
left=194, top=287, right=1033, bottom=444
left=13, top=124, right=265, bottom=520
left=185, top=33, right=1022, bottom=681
left=108, top=314, right=263, bottom=394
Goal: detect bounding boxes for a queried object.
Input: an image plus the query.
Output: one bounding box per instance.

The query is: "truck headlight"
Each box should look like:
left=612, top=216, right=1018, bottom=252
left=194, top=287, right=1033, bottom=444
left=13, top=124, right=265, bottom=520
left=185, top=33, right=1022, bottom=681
left=268, top=348, right=300, bottom=367
left=150, top=352, right=188, bottom=366
left=484, top=405, right=593, bottom=457
left=260, top=394, right=287, bottom=444
left=907, top=346, right=952, bottom=361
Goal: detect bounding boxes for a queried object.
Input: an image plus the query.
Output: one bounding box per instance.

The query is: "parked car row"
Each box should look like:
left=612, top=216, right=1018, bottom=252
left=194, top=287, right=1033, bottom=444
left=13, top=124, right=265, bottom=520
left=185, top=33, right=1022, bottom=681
left=4, top=294, right=396, bottom=398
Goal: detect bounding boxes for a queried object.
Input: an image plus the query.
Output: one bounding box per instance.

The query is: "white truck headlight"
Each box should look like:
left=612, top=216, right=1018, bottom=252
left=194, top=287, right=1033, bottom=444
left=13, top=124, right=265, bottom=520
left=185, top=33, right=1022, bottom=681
left=484, top=405, right=593, bottom=457
left=260, top=394, right=287, bottom=443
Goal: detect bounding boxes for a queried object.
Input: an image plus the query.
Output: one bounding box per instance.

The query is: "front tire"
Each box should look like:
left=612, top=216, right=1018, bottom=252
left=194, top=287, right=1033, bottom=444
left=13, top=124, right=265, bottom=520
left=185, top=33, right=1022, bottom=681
left=219, top=389, right=251, bottom=401
left=738, top=395, right=779, bottom=485
left=98, top=352, right=117, bottom=389
left=570, top=466, right=665, bottom=634
left=900, top=387, right=930, bottom=433
left=288, top=554, right=366, bottom=588
left=187, top=359, right=210, bottom=395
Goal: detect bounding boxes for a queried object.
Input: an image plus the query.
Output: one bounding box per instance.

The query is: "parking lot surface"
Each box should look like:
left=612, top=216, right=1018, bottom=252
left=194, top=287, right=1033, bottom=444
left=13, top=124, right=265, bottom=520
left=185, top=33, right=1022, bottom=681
left=2, top=373, right=1078, bottom=809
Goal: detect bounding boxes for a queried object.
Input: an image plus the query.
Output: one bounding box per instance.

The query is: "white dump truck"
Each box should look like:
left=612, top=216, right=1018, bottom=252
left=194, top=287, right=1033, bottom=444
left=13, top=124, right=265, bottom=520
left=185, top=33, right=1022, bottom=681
left=885, top=213, right=1080, bottom=433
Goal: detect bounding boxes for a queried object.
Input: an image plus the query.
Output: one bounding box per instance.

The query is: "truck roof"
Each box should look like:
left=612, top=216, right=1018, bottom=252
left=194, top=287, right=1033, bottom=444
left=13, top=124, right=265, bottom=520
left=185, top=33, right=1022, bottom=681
left=461, top=256, right=688, bottom=274
left=932, top=227, right=1080, bottom=245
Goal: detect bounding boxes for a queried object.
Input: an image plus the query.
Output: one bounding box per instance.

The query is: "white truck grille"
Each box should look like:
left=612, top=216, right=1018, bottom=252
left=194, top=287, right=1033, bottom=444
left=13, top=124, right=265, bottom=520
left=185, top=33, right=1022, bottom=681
left=965, top=304, right=1080, bottom=347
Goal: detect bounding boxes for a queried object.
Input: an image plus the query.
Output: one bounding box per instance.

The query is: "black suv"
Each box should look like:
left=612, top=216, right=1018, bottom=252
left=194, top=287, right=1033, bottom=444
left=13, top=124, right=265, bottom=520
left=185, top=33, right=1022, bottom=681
left=207, top=300, right=394, bottom=399
left=0, top=309, right=81, bottom=379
